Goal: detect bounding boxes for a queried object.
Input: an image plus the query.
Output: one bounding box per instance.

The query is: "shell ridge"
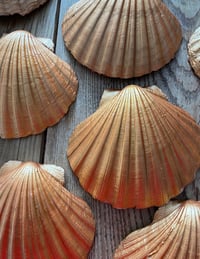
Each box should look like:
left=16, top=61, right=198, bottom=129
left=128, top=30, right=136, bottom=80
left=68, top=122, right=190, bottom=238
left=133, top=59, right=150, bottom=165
left=25, top=169, right=43, bottom=258
left=22, top=33, right=41, bottom=133
left=97, top=1, right=124, bottom=74
left=136, top=88, right=166, bottom=205
left=103, top=90, right=131, bottom=205
left=0, top=31, right=78, bottom=138
left=114, top=201, right=200, bottom=258
left=31, top=170, right=58, bottom=258
left=64, top=1, right=106, bottom=62
left=85, top=1, right=118, bottom=69
left=29, top=37, right=78, bottom=120
left=79, top=97, right=127, bottom=192
left=62, top=0, right=182, bottom=78
left=2, top=35, right=18, bottom=136
left=145, top=96, right=194, bottom=190
left=68, top=86, right=200, bottom=208
left=36, top=169, right=95, bottom=256
left=30, top=170, right=70, bottom=257
left=156, top=100, right=200, bottom=165
left=68, top=94, right=121, bottom=157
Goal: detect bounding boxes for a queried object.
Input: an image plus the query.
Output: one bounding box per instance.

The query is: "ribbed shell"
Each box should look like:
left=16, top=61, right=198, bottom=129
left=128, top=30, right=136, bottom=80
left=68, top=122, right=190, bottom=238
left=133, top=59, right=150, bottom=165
left=114, top=200, right=200, bottom=258
left=62, top=0, right=182, bottom=78
left=67, top=85, right=200, bottom=209
left=188, top=27, right=200, bottom=78
left=0, top=31, right=78, bottom=139
left=0, top=0, right=48, bottom=15
left=0, top=161, right=95, bottom=259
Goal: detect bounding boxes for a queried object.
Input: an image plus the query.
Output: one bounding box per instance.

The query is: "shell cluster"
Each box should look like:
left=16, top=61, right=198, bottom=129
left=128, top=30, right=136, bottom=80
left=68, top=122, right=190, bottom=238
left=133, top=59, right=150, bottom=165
left=62, top=0, right=182, bottom=78
left=114, top=200, right=200, bottom=258
left=0, top=161, right=95, bottom=258
left=67, top=85, right=200, bottom=209
left=0, top=30, right=78, bottom=139
left=0, top=0, right=49, bottom=15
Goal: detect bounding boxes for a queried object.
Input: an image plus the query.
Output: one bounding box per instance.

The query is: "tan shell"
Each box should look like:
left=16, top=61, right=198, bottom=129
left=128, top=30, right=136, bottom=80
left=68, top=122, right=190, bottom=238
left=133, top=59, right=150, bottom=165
left=0, top=30, right=78, bottom=139
left=67, top=85, right=200, bottom=209
left=0, top=161, right=95, bottom=258
left=0, top=0, right=49, bottom=15
left=62, top=0, right=182, bottom=78
left=114, top=200, right=200, bottom=258
left=188, top=27, right=200, bottom=78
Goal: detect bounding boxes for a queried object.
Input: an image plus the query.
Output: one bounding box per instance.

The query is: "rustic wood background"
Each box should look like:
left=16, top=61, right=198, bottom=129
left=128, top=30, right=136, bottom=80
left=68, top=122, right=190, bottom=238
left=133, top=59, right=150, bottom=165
left=0, top=0, right=200, bottom=258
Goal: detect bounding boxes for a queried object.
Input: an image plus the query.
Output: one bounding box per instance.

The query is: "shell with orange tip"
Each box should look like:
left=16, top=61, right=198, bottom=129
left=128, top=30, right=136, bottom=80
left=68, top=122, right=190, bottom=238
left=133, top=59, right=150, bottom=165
left=62, top=0, right=182, bottom=78
left=0, top=30, right=78, bottom=139
left=0, top=161, right=95, bottom=259
left=188, top=27, right=200, bottom=78
left=67, top=85, right=200, bottom=209
left=114, top=200, right=200, bottom=258
left=0, top=0, right=49, bottom=15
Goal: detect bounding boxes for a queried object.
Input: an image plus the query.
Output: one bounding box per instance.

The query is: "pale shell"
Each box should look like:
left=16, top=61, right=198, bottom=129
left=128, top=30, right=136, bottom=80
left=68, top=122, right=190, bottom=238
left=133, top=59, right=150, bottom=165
left=114, top=200, right=200, bottom=258
left=0, top=161, right=95, bottom=258
left=67, top=85, right=200, bottom=209
left=188, top=27, right=200, bottom=78
left=0, top=0, right=49, bottom=15
left=62, top=0, right=182, bottom=78
left=0, top=30, right=78, bottom=139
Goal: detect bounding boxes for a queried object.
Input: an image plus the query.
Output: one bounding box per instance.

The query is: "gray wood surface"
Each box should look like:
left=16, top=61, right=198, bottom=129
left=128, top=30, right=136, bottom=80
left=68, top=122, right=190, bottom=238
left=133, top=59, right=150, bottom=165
left=0, top=0, right=200, bottom=258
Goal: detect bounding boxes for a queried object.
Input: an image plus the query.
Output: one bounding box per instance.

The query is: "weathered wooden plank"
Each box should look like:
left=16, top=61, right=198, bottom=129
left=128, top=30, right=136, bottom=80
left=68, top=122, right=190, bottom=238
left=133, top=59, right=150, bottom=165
left=44, top=0, right=200, bottom=258
left=0, top=0, right=60, bottom=166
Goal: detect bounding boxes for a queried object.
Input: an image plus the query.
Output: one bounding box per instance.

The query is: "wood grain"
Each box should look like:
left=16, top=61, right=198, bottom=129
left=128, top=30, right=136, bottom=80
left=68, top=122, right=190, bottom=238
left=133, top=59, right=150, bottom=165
left=0, top=0, right=200, bottom=258
left=0, top=0, right=60, bottom=166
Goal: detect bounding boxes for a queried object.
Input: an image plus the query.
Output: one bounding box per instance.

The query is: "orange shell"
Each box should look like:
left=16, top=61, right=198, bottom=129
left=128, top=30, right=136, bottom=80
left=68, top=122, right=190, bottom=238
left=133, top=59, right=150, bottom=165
left=114, top=200, right=200, bottom=258
left=0, top=0, right=49, bottom=15
left=67, top=85, right=200, bottom=209
left=0, top=161, right=95, bottom=259
left=0, top=31, right=78, bottom=139
left=188, top=27, right=200, bottom=78
left=62, top=0, right=182, bottom=78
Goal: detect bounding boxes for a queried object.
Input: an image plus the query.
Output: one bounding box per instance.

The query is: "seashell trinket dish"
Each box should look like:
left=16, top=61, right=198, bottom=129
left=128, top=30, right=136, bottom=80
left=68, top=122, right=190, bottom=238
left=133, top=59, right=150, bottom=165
left=0, top=161, right=95, bottom=258
left=0, top=0, right=49, bottom=16
left=62, top=0, right=182, bottom=78
left=67, top=85, right=200, bottom=209
left=114, top=200, right=200, bottom=258
left=0, top=30, right=78, bottom=139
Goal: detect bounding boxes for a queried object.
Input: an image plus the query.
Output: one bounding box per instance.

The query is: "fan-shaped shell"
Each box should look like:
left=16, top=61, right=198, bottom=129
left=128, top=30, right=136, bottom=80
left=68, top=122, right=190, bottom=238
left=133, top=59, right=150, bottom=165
left=0, top=30, right=78, bottom=139
left=0, top=0, right=49, bottom=15
left=62, top=0, right=182, bottom=78
left=188, top=27, right=200, bottom=78
left=114, top=200, right=200, bottom=258
left=67, top=85, right=200, bottom=209
left=0, top=161, right=95, bottom=259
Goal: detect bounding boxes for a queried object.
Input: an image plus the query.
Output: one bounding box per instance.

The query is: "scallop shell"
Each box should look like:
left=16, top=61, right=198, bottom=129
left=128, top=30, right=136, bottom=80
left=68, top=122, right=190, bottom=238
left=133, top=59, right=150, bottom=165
left=0, top=30, right=78, bottom=139
left=67, top=85, right=200, bottom=209
left=0, top=0, right=49, bottom=15
left=114, top=200, right=200, bottom=258
left=62, top=0, right=182, bottom=78
left=0, top=161, right=95, bottom=258
left=188, top=27, right=200, bottom=78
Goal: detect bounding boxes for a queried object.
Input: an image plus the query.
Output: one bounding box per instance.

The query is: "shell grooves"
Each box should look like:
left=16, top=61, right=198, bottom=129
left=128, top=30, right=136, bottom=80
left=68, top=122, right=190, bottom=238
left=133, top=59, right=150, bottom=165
left=67, top=85, right=200, bottom=208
